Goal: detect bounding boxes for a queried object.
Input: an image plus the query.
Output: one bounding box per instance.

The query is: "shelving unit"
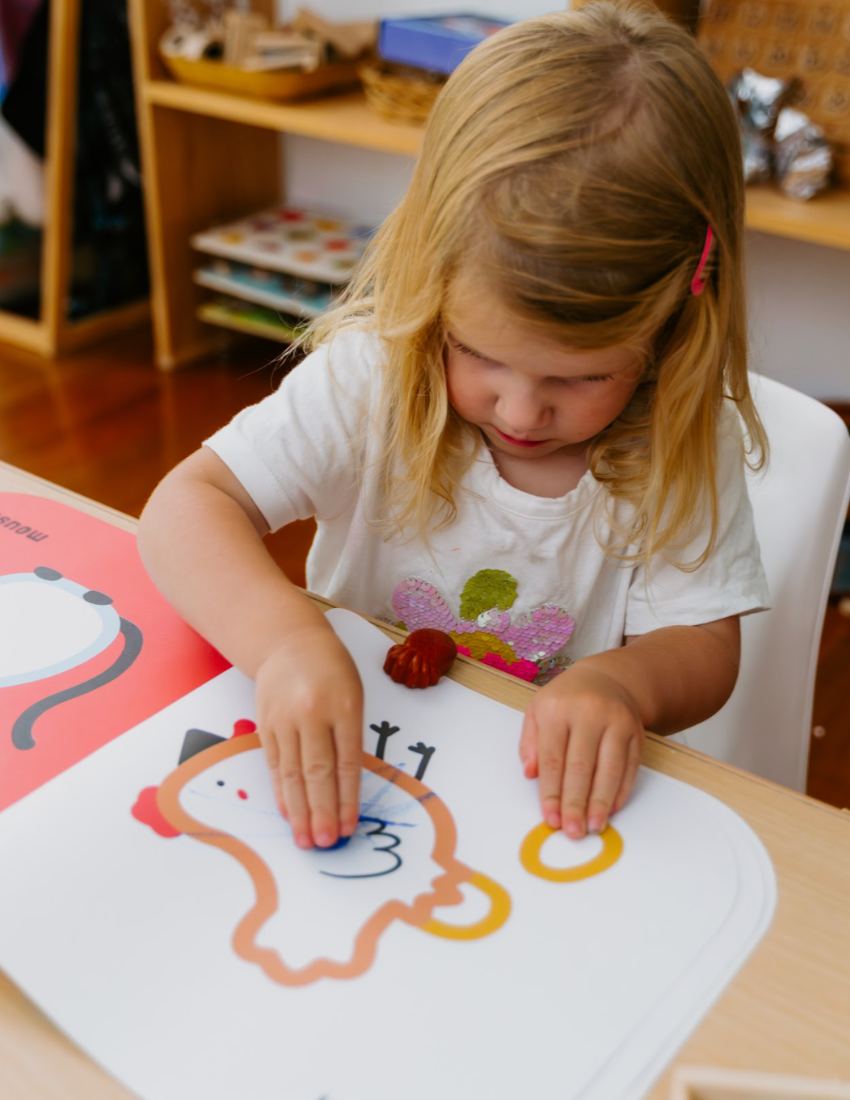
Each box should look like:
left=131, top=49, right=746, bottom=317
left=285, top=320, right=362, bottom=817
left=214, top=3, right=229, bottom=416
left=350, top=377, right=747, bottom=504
left=128, top=0, right=420, bottom=370
left=129, top=0, right=850, bottom=371
left=0, top=0, right=149, bottom=358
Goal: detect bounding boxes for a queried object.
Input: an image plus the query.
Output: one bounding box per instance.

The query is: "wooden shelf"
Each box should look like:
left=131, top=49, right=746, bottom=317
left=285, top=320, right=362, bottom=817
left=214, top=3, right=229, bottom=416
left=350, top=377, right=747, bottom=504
left=142, top=75, right=850, bottom=254
left=142, top=80, right=850, bottom=251
left=197, top=301, right=300, bottom=343
left=144, top=82, right=423, bottom=158
left=0, top=312, right=52, bottom=357
left=745, top=185, right=850, bottom=251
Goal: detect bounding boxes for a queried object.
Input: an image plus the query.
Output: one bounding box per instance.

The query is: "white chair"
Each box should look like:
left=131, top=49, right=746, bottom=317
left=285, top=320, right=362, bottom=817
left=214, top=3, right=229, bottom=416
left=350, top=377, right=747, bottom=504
left=672, top=373, right=850, bottom=791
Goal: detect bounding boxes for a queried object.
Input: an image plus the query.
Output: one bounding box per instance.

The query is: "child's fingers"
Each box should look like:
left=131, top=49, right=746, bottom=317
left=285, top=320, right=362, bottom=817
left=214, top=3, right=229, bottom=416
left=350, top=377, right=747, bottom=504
left=519, top=713, right=539, bottom=779
left=334, top=719, right=363, bottom=839
left=270, top=768, right=288, bottom=820
left=300, top=722, right=341, bottom=849
left=260, top=728, right=285, bottom=814
left=537, top=724, right=569, bottom=831
left=560, top=730, right=598, bottom=839
left=610, top=733, right=643, bottom=815
left=585, top=730, right=630, bottom=834
left=273, top=727, right=313, bottom=850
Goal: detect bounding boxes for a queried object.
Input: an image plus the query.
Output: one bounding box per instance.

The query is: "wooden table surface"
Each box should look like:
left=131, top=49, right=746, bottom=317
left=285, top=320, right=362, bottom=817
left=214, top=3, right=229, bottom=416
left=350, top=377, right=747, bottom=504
left=2, top=460, right=849, bottom=1100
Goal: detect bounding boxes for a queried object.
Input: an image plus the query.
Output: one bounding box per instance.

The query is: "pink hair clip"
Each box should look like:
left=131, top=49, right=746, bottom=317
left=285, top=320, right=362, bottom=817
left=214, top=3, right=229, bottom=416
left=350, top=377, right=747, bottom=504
left=691, top=224, right=714, bottom=296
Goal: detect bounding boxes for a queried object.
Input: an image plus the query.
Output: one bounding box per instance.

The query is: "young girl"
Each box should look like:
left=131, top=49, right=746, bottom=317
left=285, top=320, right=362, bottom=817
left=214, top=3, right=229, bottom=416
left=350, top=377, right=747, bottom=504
left=139, top=1, right=769, bottom=853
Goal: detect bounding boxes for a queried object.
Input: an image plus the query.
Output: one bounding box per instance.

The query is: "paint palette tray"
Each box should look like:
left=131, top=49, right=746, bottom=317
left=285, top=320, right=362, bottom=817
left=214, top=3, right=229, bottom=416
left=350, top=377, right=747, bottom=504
left=190, top=206, right=376, bottom=285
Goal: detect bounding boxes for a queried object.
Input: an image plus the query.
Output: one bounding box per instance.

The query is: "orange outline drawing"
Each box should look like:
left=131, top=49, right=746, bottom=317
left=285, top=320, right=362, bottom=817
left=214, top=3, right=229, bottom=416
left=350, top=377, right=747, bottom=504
left=156, top=735, right=511, bottom=986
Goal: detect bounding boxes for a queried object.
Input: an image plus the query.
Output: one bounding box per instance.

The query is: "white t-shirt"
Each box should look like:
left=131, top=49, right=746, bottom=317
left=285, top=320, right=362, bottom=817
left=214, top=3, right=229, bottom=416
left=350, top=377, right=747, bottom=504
left=205, top=330, right=769, bottom=684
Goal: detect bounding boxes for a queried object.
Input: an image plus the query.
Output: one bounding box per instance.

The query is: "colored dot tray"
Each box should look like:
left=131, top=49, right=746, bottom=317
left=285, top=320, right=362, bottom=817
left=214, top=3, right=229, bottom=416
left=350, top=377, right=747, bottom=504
left=190, top=206, right=376, bottom=285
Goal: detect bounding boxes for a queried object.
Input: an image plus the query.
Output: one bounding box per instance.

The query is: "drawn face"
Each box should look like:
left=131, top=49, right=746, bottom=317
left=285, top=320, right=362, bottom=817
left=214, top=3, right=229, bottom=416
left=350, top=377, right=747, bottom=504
left=0, top=569, right=120, bottom=688
left=444, top=271, right=644, bottom=474
left=152, top=735, right=510, bottom=986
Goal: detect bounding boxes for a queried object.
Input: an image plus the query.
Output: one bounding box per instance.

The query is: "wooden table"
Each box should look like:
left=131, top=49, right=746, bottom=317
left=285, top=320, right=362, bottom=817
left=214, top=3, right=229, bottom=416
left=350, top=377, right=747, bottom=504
left=2, top=460, right=849, bottom=1099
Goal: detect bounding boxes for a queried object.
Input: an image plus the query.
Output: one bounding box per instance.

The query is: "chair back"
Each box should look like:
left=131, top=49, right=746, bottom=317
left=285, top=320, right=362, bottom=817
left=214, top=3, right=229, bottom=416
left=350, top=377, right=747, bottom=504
left=673, top=374, right=850, bottom=791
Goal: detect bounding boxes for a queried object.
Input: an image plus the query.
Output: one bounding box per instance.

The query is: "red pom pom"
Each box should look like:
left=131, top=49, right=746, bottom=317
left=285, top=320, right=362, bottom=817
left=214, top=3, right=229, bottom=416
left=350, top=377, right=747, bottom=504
left=383, top=629, right=458, bottom=689
left=131, top=786, right=181, bottom=838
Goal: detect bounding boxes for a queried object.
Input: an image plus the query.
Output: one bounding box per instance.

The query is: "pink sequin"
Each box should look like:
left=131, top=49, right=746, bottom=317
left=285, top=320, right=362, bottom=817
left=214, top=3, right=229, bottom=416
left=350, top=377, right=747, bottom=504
left=479, top=654, right=539, bottom=682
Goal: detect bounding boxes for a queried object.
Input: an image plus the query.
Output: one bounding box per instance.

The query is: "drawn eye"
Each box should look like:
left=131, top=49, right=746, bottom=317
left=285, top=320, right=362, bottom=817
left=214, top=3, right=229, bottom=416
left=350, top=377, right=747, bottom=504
left=216, top=780, right=225, bottom=787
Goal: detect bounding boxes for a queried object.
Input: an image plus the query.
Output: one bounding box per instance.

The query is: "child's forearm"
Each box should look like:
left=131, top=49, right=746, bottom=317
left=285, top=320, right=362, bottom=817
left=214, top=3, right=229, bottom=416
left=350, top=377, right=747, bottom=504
left=574, top=618, right=741, bottom=735
left=138, top=451, right=331, bottom=677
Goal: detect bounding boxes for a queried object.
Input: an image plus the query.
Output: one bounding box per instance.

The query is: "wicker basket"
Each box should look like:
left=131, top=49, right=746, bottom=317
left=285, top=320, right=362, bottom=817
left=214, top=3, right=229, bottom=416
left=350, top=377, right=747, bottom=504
left=358, top=59, right=446, bottom=123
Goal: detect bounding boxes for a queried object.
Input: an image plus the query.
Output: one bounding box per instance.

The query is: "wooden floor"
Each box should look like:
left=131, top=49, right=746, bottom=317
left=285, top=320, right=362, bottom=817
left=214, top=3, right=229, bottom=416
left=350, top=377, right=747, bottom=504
left=1, top=324, right=848, bottom=810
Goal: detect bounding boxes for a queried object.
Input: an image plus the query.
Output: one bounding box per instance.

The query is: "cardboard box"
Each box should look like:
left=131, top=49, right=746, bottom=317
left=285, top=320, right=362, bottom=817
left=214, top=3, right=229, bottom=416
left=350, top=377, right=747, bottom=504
left=378, top=14, right=512, bottom=75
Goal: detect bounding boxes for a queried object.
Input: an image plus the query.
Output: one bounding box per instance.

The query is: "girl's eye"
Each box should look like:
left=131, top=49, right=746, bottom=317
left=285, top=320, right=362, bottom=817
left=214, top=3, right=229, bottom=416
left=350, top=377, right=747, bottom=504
left=558, top=375, right=611, bottom=385
left=449, top=337, right=485, bottom=360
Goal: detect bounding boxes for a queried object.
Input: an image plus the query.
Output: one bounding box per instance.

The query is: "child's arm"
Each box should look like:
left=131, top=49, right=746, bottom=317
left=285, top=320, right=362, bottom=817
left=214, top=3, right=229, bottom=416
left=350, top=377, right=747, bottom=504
left=518, top=617, right=740, bottom=839
left=137, top=446, right=363, bottom=850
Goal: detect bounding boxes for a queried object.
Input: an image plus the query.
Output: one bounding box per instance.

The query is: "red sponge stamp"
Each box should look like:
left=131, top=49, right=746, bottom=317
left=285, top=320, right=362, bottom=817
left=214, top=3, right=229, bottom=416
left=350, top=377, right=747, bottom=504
left=383, top=628, right=458, bottom=689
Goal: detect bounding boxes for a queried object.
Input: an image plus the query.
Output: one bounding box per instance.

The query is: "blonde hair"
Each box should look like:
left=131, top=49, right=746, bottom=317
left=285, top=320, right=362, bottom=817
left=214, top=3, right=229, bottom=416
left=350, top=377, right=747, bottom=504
left=309, top=0, right=767, bottom=568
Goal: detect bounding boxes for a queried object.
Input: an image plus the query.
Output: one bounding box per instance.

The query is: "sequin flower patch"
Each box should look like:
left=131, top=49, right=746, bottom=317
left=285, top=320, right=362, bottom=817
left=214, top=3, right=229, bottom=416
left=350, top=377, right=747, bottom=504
left=391, top=570, right=575, bottom=685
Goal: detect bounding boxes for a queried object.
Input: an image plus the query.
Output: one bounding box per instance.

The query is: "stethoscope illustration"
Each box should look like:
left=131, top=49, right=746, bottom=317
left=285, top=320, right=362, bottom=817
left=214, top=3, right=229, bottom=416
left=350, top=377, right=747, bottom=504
left=1, top=566, right=143, bottom=750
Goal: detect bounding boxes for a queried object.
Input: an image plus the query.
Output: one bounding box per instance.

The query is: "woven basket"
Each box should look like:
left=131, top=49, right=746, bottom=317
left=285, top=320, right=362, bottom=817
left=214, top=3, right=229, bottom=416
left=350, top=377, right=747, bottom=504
left=358, top=59, right=446, bottom=124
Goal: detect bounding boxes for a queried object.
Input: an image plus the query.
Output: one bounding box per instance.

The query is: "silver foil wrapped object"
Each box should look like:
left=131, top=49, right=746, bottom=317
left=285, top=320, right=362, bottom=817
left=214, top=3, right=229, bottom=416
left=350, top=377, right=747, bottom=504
left=740, top=128, right=773, bottom=185
left=728, top=67, right=794, bottom=135
left=773, top=107, right=834, bottom=201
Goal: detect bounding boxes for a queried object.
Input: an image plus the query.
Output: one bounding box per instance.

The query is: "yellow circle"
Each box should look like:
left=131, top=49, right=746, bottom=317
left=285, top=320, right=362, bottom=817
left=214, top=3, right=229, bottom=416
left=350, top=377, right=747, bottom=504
left=422, top=872, right=512, bottom=940
left=520, top=822, right=623, bottom=882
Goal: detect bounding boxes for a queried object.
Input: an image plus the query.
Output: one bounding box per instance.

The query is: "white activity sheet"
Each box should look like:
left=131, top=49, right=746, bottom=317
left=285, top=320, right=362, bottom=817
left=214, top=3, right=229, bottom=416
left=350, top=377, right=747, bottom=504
left=0, top=607, right=776, bottom=1100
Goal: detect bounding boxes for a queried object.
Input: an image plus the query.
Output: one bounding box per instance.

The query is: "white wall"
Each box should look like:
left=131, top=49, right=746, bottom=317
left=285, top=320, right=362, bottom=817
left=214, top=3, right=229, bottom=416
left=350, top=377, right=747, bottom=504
left=746, top=232, right=850, bottom=401
left=278, top=1, right=850, bottom=401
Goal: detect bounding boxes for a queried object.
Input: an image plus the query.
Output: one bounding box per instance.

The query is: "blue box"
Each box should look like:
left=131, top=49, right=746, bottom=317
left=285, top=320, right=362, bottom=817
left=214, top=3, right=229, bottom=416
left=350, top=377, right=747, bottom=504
left=378, top=14, right=513, bottom=75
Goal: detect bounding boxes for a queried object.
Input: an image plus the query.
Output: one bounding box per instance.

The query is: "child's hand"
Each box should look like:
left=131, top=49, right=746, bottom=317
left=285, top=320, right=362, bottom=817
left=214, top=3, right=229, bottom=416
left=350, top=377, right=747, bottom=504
left=254, top=625, right=364, bottom=851
left=519, top=665, right=644, bottom=839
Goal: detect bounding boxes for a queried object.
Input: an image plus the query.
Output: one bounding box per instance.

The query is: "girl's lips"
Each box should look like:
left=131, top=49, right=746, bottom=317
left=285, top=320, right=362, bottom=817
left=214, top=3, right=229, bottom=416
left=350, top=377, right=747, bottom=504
left=493, top=428, right=548, bottom=448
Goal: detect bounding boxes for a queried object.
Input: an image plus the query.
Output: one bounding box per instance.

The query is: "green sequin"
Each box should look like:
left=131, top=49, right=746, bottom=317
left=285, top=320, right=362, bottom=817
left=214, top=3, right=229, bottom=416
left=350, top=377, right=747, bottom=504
left=459, top=569, right=518, bottom=621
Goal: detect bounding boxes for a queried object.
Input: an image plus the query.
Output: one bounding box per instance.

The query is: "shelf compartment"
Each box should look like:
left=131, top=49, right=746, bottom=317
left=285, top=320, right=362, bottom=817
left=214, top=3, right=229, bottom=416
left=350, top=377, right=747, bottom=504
left=197, top=298, right=304, bottom=343
left=193, top=267, right=332, bottom=319
left=0, top=312, right=53, bottom=356
left=745, top=186, right=850, bottom=252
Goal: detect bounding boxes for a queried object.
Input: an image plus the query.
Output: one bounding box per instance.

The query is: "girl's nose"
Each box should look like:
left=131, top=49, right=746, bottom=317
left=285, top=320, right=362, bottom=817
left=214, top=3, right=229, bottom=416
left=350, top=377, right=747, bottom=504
left=497, top=389, right=550, bottom=434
